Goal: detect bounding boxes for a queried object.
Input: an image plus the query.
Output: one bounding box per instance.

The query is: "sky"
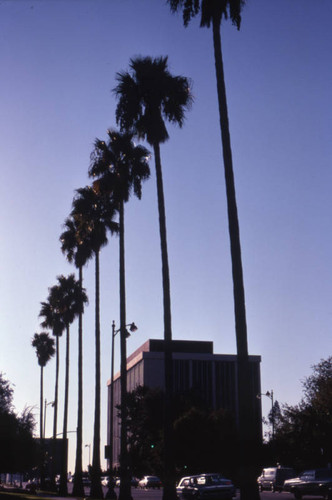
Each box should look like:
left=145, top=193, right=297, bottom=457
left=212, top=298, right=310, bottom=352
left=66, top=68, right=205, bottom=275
left=1, top=0, right=332, bottom=473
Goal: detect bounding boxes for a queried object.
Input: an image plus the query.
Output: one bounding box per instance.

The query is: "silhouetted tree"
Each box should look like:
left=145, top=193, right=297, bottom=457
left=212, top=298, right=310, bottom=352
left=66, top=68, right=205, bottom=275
left=40, top=289, right=65, bottom=443
left=50, top=274, right=88, bottom=496
left=71, top=186, right=118, bottom=499
left=114, top=56, right=192, bottom=500
left=0, top=374, right=37, bottom=473
left=89, top=129, right=150, bottom=499
left=32, top=331, right=55, bottom=487
left=123, top=385, right=237, bottom=480
left=272, top=357, right=332, bottom=469
left=167, top=2, right=258, bottom=498
left=60, top=216, right=92, bottom=497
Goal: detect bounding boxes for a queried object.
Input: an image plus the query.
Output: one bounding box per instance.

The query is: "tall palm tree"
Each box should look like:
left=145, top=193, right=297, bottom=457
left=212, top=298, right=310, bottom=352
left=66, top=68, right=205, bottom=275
left=167, top=2, right=259, bottom=499
left=60, top=217, right=92, bottom=497
left=71, top=185, right=119, bottom=499
left=40, top=286, right=66, bottom=490
left=114, top=56, right=192, bottom=500
left=89, top=129, right=150, bottom=500
left=32, top=331, right=55, bottom=488
left=40, top=288, right=66, bottom=445
left=50, top=274, right=88, bottom=496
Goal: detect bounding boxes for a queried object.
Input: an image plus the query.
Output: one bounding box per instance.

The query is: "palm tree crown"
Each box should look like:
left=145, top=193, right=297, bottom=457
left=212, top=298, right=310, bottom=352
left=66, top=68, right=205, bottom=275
left=32, top=332, right=55, bottom=367
left=114, top=56, right=193, bottom=146
left=89, top=129, right=150, bottom=204
left=71, top=185, right=119, bottom=253
left=168, top=0, right=244, bottom=28
left=40, top=288, right=66, bottom=338
left=55, top=274, right=88, bottom=326
left=60, top=216, right=93, bottom=270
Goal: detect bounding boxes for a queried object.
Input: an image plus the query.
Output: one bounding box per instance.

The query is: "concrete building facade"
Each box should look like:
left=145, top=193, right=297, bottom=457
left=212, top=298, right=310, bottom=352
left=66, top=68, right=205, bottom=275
left=107, top=339, right=262, bottom=469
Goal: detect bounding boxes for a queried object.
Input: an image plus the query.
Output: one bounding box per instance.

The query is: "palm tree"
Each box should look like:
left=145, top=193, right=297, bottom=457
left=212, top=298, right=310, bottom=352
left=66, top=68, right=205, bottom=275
left=40, top=288, right=66, bottom=445
left=114, top=56, right=192, bottom=500
left=166, top=2, right=259, bottom=498
left=89, top=129, right=150, bottom=500
left=60, top=217, right=92, bottom=497
left=71, top=186, right=118, bottom=499
left=32, top=331, right=55, bottom=488
left=50, top=274, right=88, bottom=496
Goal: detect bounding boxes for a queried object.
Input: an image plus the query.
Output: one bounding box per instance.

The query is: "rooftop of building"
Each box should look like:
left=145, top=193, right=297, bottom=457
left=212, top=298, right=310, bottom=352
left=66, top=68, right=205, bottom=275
left=127, top=339, right=214, bottom=364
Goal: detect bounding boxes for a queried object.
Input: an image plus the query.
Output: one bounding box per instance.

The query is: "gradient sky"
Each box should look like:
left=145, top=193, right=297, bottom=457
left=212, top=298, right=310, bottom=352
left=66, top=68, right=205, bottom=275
left=1, top=0, right=331, bottom=473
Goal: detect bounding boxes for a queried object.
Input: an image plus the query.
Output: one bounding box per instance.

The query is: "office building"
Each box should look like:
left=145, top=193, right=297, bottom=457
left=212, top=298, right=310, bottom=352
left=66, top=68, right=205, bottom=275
left=107, top=339, right=262, bottom=468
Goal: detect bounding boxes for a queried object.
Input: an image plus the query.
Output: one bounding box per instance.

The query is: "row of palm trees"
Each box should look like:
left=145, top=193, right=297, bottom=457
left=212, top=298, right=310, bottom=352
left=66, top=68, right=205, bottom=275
left=31, top=1, right=259, bottom=499
left=32, top=55, right=192, bottom=499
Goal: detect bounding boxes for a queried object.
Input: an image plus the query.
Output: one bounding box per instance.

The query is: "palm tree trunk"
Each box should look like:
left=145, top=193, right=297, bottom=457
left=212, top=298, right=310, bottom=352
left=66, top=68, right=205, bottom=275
left=53, top=336, right=59, bottom=440
left=40, top=366, right=44, bottom=442
left=59, top=326, right=70, bottom=496
left=50, top=336, right=59, bottom=488
left=40, top=366, right=45, bottom=488
left=153, top=143, right=176, bottom=500
left=212, top=15, right=260, bottom=500
left=119, top=200, right=131, bottom=500
left=73, top=266, right=84, bottom=497
left=90, top=251, right=103, bottom=499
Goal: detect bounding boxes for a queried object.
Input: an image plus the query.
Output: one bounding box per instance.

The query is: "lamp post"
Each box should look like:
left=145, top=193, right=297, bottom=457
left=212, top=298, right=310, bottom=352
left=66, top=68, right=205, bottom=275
left=257, top=390, right=274, bottom=439
left=43, top=399, right=55, bottom=439
left=109, top=321, right=137, bottom=474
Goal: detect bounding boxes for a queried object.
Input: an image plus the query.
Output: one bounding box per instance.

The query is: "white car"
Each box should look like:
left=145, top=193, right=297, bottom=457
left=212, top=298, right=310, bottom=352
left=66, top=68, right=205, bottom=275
left=138, top=476, right=162, bottom=489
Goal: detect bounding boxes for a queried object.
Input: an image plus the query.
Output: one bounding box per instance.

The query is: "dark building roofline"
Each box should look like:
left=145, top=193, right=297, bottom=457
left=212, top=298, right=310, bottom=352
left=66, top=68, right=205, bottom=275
left=127, top=339, right=213, bottom=364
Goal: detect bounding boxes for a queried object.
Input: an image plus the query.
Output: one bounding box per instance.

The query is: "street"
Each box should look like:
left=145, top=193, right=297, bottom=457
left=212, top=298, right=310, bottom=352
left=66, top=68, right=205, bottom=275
left=102, top=487, right=324, bottom=500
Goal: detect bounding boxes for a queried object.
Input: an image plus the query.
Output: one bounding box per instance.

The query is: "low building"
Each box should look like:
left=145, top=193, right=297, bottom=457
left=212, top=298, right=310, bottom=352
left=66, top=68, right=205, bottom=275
left=107, top=339, right=262, bottom=469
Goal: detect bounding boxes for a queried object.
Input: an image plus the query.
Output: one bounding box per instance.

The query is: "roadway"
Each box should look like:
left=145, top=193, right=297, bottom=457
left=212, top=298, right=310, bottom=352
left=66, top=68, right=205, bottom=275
left=100, top=486, right=320, bottom=500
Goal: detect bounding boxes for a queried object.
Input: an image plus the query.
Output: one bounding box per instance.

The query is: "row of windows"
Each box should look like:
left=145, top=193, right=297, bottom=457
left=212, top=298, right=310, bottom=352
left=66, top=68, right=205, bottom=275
left=172, top=359, right=239, bottom=411
left=112, top=358, right=258, bottom=413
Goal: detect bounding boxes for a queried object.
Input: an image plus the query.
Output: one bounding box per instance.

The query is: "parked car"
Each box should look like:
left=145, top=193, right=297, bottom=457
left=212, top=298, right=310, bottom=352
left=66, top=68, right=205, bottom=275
left=257, top=466, right=296, bottom=492
left=138, top=475, right=162, bottom=489
left=176, top=473, right=236, bottom=500
left=283, top=468, right=332, bottom=499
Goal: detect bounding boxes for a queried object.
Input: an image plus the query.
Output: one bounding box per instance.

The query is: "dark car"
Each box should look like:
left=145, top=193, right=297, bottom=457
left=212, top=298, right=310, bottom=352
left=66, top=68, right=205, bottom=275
left=257, top=466, right=296, bottom=492
left=283, top=468, right=332, bottom=499
left=176, top=473, right=236, bottom=500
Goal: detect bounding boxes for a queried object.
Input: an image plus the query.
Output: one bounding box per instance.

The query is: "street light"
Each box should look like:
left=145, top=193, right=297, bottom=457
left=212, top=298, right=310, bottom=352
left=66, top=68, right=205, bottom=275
left=109, top=321, right=137, bottom=473
left=43, top=399, right=55, bottom=439
left=257, top=390, right=274, bottom=439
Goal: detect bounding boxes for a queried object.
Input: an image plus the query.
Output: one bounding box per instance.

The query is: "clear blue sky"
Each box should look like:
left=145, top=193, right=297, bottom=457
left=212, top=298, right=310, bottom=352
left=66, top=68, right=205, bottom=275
left=1, top=0, right=331, bottom=472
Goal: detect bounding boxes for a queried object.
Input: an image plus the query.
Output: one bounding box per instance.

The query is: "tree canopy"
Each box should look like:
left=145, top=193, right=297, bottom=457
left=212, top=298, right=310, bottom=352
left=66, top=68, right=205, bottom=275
left=121, top=385, right=237, bottom=480
left=267, top=357, right=332, bottom=470
left=0, top=373, right=37, bottom=473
